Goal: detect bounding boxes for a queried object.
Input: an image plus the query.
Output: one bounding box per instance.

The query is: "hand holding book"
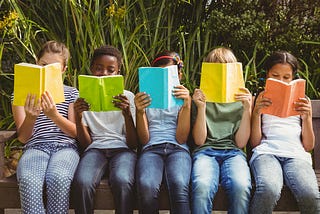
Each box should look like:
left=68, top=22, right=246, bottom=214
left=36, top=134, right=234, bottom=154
left=200, top=62, right=245, bottom=103
left=78, top=75, right=124, bottom=112
left=261, top=78, right=306, bottom=117
left=13, top=62, right=65, bottom=106
left=138, top=65, right=183, bottom=109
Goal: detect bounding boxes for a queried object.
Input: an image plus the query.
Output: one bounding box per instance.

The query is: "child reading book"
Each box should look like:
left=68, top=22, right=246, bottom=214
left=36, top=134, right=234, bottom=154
left=12, top=40, right=79, bottom=213
left=72, top=45, right=138, bottom=214
left=250, top=51, right=319, bottom=213
left=261, top=77, right=306, bottom=117
left=191, top=47, right=252, bottom=213
left=134, top=50, right=192, bottom=213
left=138, top=65, right=183, bottom=109
left=78, top=74, right=124, bottom=111
left=200, top=61, right=245, bottom=103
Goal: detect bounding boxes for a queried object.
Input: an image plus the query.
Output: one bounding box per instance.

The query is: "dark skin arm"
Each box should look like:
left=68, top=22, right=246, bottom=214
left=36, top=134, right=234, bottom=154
left=74, top=98, right=92, bottom=150
left=74, top=95, right=139, bottom=150
left=134, top=92, right=150, bottom=145
left=113, top=94, right=139, bottom=149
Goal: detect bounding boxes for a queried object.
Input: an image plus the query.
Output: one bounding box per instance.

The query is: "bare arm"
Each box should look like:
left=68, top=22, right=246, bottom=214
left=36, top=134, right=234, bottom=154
left=41, top=91, right=77, bottom=138
left=234, top=88, right=252, bottom=148
left=74, top=98, right=92, bottom=150
left=113, top=94, right=138, bottom=149
left=192, top=89, right=207, bottom=146
left=250, top=91, right=272, bottom=148
left=134, top=92, right=150, bottom=145
left=295, top=97, right=315, bottom=151
left=174, top=85, right=191, bottom=144
left=12, top=94, right=41, bottom=143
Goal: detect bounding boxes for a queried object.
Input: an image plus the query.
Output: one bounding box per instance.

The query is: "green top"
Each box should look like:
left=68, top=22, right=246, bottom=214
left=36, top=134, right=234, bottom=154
left=191, top=102, right=243, bottom=153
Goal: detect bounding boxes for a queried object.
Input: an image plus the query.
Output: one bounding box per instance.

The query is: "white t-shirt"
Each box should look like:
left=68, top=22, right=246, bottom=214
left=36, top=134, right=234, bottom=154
left=82, top=90, right=136, bottom=151
left=250, top=114, right=312, bottom=165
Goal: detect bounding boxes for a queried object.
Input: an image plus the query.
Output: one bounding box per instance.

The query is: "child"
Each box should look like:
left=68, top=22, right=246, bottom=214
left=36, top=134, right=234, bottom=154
left=191, top=47, right=252, bottom=213
left=250, top=51, right=320, bottom=213
left=72, top=45, right=138, bottom=214
left=12, top=40, right=79, bottom=214
left=134, top=51, right=191, bottom=213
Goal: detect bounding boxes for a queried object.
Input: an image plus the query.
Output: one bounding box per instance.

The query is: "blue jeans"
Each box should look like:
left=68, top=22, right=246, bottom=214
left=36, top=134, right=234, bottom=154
left=72, top=148, right=137, bottom=214
left=136, top=143, right=191, bottom=214
left=191, top=148, right=251, bottom=214
left=17, top=143, right=79, bottom=214
left=250, top=154, right=320, bottom=214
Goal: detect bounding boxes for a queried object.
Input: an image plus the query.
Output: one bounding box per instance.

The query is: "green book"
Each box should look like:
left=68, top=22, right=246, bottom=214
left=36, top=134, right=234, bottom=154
left=78, top=75, right=124, bottom=112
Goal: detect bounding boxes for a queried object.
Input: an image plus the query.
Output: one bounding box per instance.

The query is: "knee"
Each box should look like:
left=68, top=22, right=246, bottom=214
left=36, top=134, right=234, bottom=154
left=232, top=177, right=252, bottom=194
left=110, top=175, right=135, bottom=194
left=72, top=174, right=95, bottom=191
left=192, top=179, right=217, bottom=199
left=19, top=174, right=43, bottom=190
left=255, top=177, right=282, bottom=198
left=137, top=178, right=160, bottom=198
left=47, top=173, right=72, bottom=190
left=297, top=190, right=319, bottom=205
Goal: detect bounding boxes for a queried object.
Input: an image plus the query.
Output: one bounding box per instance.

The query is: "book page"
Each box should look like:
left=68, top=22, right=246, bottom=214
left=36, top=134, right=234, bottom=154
left=287, top=79, right=306, bottom=116
left=200, top=62, right=244, bottom=103
left=43, top=63, right=65, bottom=104
left=13, top=63, right=43, bottom=106
left=226, top=62, right=245, bottom=102
left=139, top=65, right=183, bottom=109
left=78, top=75, right=103, bottom=111
left=167, top=65, right=183, bottom=108
left=261, top=78, right=306, bottom=117
left=100, top=75, right=124, bottom=111
left=78, top=75, right=124, bottom=112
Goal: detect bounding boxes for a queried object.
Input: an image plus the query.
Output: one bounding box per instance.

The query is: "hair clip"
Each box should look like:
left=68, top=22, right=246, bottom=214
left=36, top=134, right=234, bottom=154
left=172, top=53, right=184, bottom=69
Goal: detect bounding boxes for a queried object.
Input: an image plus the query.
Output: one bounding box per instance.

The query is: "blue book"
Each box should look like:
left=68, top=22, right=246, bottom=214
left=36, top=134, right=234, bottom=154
left=138, top=65, right=183, bottom=109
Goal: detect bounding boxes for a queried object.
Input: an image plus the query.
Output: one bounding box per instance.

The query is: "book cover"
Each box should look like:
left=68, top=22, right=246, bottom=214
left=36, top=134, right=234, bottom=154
left=200, top=62, right=245, bottom=103
left=138, top=65, right=183, bottom=109
left=13, top=62, right=65, bottom=106
left=261, top=78, right=306, bottom=118
left=78, top=75, right=124, bottom=112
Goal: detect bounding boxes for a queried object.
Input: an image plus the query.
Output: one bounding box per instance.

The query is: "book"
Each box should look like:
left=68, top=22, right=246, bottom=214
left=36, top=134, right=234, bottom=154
left=261, top=78, right=306, bottom=118
left=13, top=62, right=65, bottom=106
left=138, top=65, right=183, bottom=109
left=200, top=62, right=245, bottom=103
left=78, top=75, right=124, bottom=112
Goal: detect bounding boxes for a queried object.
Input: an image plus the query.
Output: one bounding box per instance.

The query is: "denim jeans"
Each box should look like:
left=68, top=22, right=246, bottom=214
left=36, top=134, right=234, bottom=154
left=250, top=154, right=320, bottom=214
left=191, top=148, right=251, bottom=214
left=17, top=143, right=79, bottom=214
left=72, top=148, right=137, bottom=214
left=136, top=143, right=191, bottom=214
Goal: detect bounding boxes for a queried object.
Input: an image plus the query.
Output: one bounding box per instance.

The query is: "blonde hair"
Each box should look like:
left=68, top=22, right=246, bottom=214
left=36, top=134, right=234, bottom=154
left=36, top=40, right=70, bottom=67
left=205, top=47, right=237, bottom=63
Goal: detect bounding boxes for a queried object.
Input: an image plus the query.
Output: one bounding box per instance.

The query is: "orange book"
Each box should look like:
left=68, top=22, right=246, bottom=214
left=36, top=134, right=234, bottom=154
left=261, top=78, right=306, bottom=117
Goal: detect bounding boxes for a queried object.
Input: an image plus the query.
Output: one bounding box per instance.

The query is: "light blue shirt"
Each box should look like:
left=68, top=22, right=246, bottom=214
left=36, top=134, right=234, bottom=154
left=143, top=106, right=189, bottom=151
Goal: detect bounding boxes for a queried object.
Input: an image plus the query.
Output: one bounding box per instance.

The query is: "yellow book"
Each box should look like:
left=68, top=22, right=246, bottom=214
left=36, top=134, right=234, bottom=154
left=13, top=62, right=65, bottom=106
left=200, top=62, right=245, bottom=103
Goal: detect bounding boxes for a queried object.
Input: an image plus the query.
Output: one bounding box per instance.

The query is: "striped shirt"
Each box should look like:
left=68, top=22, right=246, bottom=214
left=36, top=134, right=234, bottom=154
left=13, top=85, right=79, bottom=148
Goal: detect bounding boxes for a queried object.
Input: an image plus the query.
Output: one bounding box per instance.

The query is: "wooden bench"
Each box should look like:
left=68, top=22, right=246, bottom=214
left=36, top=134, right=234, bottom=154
left=0, top=100, right=320, bottom=213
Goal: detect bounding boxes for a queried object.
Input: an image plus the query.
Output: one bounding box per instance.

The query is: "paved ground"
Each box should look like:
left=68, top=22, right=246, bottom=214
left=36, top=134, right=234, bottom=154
left=4, top=209, right=299, bottom=214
